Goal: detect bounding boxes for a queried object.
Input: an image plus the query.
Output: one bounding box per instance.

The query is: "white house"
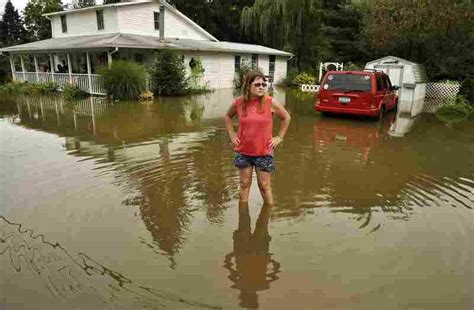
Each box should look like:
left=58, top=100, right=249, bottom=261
left=0, top=0, right=292, bottom=95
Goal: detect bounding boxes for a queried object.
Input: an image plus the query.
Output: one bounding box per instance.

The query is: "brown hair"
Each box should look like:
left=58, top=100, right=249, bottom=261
left=241, top=71, right=267, bottom=116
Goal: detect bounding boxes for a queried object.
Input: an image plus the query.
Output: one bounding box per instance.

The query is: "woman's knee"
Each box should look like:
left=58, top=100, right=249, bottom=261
left=257, top=179, right=271, bottom=191
left=240, top=179, right=252, bottom=190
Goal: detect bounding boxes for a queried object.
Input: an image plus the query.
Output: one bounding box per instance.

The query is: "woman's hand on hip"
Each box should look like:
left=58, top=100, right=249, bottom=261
left=230, top=133, right=240, bottom=146
left=269, top=136, right=283, bottom=149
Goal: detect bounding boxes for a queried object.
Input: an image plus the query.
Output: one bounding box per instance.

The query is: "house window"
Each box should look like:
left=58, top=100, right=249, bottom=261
left=251, top=54, right=258, bottom=69
left=234, top=55, right=241, bottom=71
left=134, top=54, right=144, bottom=63
left=96, top=10, right=104, bottom=30
left=269, top=55, right=276, bottom=78
left=61, top=15, right=67, bottom=33
left=154, top=12, right=160, bottom=30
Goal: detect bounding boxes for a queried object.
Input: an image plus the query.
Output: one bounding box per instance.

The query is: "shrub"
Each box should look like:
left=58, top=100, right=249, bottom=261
left=233, top=63, right=254, bottom=90
left=62, top=84, right=88, bottom=100
left=150, top=50, right=190, bottom=95
left=293, top=72, right=317, bottom=85
left=27, top=82, right=57, bottom=95
left=99, top=60, right=146, bottom=100
left=435, top=96, right=472, bottom=124
left=0, top=81, right=29, bottom=95
left=458, top=77, right=473, bottom=104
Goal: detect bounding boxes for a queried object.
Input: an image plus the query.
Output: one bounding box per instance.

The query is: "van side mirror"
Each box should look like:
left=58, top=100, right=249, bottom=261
left=391, top=85, right=400, bottom=91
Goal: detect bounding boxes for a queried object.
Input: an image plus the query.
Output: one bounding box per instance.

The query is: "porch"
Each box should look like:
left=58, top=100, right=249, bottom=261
left=9, top=51, right=111, bottom=96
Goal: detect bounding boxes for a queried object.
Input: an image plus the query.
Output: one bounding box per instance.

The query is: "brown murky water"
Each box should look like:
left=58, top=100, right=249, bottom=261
left=1, top=90, right=473, bottom=310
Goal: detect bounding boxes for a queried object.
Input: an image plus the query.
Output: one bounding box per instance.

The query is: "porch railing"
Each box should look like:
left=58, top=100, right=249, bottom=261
left=13, top=71, right=107, bottom=96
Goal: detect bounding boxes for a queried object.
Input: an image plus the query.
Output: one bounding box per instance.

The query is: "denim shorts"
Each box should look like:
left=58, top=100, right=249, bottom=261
left=234, top=152, right=275, bottom=173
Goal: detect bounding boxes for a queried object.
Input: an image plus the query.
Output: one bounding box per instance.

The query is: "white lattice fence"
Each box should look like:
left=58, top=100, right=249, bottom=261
left=423, top=82, right=461, bottom=113
left=300, top=84, right=320, bottom=92
left=425, top=82, right=460, bottom=99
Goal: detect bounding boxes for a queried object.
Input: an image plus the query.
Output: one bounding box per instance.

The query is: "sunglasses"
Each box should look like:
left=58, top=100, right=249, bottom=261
left=251, top=82, right=268, bottom=88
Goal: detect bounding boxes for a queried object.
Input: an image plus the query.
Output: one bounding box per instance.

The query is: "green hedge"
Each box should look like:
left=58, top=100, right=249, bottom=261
left=99, top=60, right=146, bottom=100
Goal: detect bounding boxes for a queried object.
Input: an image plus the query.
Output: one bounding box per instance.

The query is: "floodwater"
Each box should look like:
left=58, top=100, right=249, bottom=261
left=0, top=90, right=473, bottom=310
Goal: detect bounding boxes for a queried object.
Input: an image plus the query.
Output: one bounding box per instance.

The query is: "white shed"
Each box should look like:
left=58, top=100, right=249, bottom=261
left=365, top=56, right=427, bottom=117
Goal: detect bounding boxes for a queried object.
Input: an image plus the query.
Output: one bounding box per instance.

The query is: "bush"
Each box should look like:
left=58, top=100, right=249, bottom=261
left=233, top=63, right=254, bottom=90
left=293, top=72, right=317, bottom=85
left=0, top=81, right=29, bottom=94
left=150, top=50, right=190, bottom=95
left=62, top=84, right=88, bottom=100
left=435, top=96, right=472, bottom=124
left=100, top=60, right=146, bottom=100
left=458, top=77, right=474, bottom=104
left=277, top=69, right=299, bottom=88
left=27, top=82, right=57, bottom=95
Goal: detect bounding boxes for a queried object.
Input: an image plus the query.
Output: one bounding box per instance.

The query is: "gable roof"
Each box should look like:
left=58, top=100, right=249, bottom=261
left=0, top=33, right=293, bottom=57
left=160, top=1, right=218, bottom=42
left=43, top=1, right=149, bottom=17
left=42, top=0, right=219, bottom=42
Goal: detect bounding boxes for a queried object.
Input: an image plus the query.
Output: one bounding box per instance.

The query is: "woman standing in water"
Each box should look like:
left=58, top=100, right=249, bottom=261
left=224, top=71, right=291, bottom=204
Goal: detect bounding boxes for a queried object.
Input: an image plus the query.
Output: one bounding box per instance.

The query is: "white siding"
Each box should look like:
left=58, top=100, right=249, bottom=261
left=164, top=9, right=211, bottom=40
left=183, top=52, right=235, bottom=89
left=51, top=8, right=119, bottom=38
left=273, top=56, right=288, bottom=85
left=259, top=55, right=269, bottom=75
left=117, top=2, right=161, bottom=37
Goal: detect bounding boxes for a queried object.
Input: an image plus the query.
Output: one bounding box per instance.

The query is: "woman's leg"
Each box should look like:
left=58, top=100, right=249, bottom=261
left=239, top=166, right=253, bottom=203
left=256, top=170, right=273, bottom=204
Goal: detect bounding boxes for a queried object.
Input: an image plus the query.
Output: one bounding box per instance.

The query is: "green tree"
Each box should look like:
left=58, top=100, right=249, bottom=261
left=321, top=0, right=365, bottom=63
left=24, top=0, right=63, bottom=41
left=72, top=0, right=96, bottom=9
left=0, top=1, right=25, bottom=83
left=150, top=49, right=189, bottom=95
left=241, top=0, right=325, bottom=72
left=168, top=0, right=254, bottom=42
left=361, top=0, right=474, bottom=80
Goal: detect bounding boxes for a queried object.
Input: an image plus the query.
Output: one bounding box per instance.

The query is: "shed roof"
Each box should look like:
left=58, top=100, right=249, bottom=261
left=0, top=33, right=293, bottom=57
left=366, top=55, right=428, bottom=83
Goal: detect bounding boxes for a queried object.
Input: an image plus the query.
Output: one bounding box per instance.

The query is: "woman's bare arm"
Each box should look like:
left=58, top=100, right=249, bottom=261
left=225, top=101, right=240, bottom=146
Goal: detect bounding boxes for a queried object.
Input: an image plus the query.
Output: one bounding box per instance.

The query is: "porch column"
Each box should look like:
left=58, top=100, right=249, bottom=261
left=9, top=56, right=15, bottom=81
left=107, top=51, right=112, bottom=69
left=20, top=55, right=26, bottom=81
left=33, top=54, right=39, bottom=82
left=86, top=52, right=92, bottom=94
left=67, top=53, right=72, bottom=84
left=49, top=54, right=55, bottom=83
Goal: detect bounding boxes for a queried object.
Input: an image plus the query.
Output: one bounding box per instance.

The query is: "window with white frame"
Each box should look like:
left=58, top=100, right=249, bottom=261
left=96, top=10, right=104, bottom=30
left=61, top=15, right=67, bottom=33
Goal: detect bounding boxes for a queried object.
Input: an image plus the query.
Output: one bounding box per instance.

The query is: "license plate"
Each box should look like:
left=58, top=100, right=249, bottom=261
left=339, top=97, right=351, bottom=104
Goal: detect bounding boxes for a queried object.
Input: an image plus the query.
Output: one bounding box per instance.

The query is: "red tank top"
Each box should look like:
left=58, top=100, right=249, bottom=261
left=234, top=96, right=273, bottom=156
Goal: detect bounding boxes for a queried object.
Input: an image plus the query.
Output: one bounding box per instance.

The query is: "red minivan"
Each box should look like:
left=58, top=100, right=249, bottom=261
left=315, top=70, right=399, bottom=119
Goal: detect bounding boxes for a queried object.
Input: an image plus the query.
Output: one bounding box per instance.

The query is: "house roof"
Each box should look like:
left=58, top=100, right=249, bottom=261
left=42, top=0, right=219, bottom=42
left=0, top=33, right=293, bottom=57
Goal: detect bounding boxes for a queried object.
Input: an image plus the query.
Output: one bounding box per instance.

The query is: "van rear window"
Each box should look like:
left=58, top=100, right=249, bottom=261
left=323, top=74, right=371, bottom=91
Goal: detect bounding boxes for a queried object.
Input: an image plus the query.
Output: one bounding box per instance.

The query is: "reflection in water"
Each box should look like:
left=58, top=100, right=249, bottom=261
left=224, top=203, right=281, bottom=308
left=0, top=216, right=222, bottom=309
left=1, top=92, right=473, bottom=309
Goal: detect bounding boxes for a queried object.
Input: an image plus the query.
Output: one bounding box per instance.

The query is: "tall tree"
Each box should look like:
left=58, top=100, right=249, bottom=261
left=362, top=0, right=474, bottom=80
left=23, top=0, right=63, bottom=41
left=241, top=0, right=325, bottom=72
left=168, top=0, right=254, bottom=42
left=320, top=0, right=364, bottom=64
left=72, top=0, right=96, bottom=9
left=0, top=0, right=25, bottom=46
left=0, top=0, right=25, bottom=83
